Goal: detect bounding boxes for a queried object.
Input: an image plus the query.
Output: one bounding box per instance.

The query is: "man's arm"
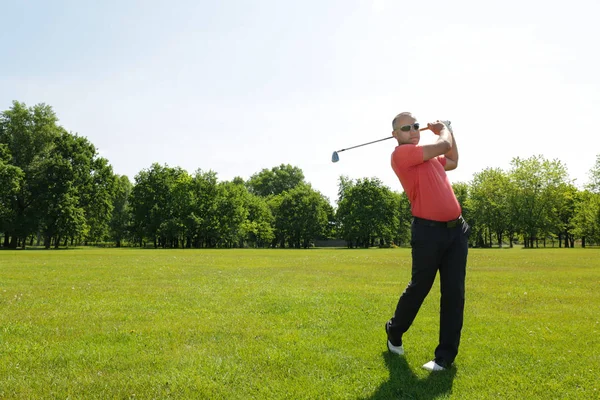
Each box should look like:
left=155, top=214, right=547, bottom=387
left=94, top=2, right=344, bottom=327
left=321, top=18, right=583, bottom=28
left=421, top=121, right=452, bottom=162
left=444, top=131, right=458, bottom=171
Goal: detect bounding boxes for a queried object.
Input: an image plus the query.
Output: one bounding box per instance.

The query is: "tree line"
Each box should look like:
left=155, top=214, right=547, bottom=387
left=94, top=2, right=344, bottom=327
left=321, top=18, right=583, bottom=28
left=1, top=101, right=599, bottom=249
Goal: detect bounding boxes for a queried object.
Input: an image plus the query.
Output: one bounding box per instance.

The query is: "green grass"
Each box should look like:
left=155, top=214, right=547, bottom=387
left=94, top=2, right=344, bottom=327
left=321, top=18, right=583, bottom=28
left=0, top=248, right=598, bottom=399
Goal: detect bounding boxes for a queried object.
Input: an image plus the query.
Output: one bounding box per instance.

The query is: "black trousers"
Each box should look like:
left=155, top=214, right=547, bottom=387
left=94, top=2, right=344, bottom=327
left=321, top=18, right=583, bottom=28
left=389, top=217, right=470, bottom=364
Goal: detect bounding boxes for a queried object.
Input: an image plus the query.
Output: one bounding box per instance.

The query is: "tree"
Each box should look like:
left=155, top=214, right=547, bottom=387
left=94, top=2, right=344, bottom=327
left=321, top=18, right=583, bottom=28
left=76, top=147, right=116, bottom=245
left=0, top=144, right=23, bottom=245
left=452, top=182, right=470, bottom=216
left=392, top=191, right=412, bottom=246
left=337, top=175, right=354, bottom=204
left=0, top=101, right=115, bottom=249
left=508, top=156, right=570, bottom=248
left=129, top=163, right=188, bottom=248
left=0, top=102, right=61, bottom=247
left=572, top=190, right=600, bottom=247
left=469, top=169, right=510, bottom=247
left=247, top=164, right=305, bottom=197
left=215, top=181, right=249, bottom=248
left=336, top=178, right=398, bottom=248
left=34, top=130, right=99, bottom=248
left=587, top=154, right=600, bottom=194
left=110, top=175, right=133, bottom=247
left=241, top=192, right=275, bottom=248
left=161, top=171, right=196, bottom=248
left=452, top=182, right=474, bottom=246
left=190, top=169, right=220, bottom=248
left=554, top=183, right=578, bottom=248
left=269, top=184, right=331, bottom=248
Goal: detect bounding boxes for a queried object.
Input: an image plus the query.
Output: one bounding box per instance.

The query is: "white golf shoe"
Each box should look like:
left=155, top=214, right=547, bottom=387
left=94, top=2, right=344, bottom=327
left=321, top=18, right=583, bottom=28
left=387, top=340, right=405, bottom=356
left=422, top=360, right=447, bottom=371
left=385, top=320, right=404, bottom=356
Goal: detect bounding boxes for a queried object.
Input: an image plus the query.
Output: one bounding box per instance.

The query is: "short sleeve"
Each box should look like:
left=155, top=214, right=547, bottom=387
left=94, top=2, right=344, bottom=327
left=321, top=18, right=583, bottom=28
left=392, top=145, right=424, bottom=169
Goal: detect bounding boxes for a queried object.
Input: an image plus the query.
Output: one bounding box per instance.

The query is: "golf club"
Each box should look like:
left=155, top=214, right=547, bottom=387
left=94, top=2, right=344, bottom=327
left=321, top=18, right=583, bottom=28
left=331, top=136, right=396, bottom=163
left=331, top=121, right=452, bottom=163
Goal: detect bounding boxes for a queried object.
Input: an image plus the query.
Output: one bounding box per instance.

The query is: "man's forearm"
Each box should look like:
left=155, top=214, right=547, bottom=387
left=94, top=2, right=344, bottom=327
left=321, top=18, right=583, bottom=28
left=436, top=126, right=453, bottom=147
left=445, top=132, right=458, bottom=163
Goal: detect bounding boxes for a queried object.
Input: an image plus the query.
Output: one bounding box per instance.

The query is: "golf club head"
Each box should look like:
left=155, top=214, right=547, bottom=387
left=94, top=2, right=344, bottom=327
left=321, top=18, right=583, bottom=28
left=331, top=151, right=339, bottom=163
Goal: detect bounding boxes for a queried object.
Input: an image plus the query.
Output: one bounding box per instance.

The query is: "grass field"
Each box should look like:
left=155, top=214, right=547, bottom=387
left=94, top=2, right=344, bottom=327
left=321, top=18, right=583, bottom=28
left=1, top=248, right=598, bottom=399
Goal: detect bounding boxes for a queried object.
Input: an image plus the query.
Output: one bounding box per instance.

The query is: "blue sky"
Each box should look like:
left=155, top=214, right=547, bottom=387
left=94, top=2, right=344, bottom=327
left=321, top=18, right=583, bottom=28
left=2, top=0, right=599, bottom=204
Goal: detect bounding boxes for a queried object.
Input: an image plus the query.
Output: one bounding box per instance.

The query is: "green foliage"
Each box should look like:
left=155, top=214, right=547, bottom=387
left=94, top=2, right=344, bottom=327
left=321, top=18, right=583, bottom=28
left=0, top=102, right=116, bottom=248
left=572, top=190, right=600, bottom=245
left=129, top=163, right=190, bottom=248
left=247, top=164, right=305, bottom=197
left=190, top=169, right=220, bottom=247
left=33, top=131, right=117, bottom=248
left=2, top=101, right=600, bottom=250
left=0, top=101, right=59, bottom=170
left=109, top=175, right=133, bottom=247
left=336, top=175, right=354, bottom=204
left=268, top=184, right=331, bottom=248
left=0, top=102, right=61, bottom=246
left=0, top=145, right=23, bottom=231
left=127, top=167, right=278, bottom=249
left=241, top=192, right=275, bottom=248
left=336, top=177, right=403, bottom=248
left=469, top=169, right=511, bottom=247
left=553, top=183, right=579, bottom=247
left=508, top=156, right=572, bottom=247
left=215, top=181, right=249, bottom=248
left=394, top=191, right=412, bottom=245
left=587, top=154, right=600, bottom=193
left=83, top=157, right=116, bottom=243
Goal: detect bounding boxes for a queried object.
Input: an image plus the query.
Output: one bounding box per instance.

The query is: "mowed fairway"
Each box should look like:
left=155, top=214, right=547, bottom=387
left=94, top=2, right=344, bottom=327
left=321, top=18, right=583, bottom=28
left=1, top=248, right=598, bottom=399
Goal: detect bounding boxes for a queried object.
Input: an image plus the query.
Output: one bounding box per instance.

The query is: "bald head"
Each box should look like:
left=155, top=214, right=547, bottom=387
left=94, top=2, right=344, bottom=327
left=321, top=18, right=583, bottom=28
left=392, top=112, right=415, bottom=131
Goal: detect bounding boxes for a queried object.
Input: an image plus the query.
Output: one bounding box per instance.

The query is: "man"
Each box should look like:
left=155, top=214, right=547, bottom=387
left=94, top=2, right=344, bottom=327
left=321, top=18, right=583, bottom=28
left=385, top=112, right=470, bottom=372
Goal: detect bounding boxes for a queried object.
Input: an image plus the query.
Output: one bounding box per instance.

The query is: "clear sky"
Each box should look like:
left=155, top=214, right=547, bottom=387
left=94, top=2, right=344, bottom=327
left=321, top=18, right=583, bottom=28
left=2, top=0, right=599, bottom=205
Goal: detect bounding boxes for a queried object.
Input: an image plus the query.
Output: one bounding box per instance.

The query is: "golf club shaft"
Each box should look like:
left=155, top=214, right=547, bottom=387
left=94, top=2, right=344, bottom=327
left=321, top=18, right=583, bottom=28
left=336, top=127, right=430, bottom=153
left=336, top=136, right=393, bottom=153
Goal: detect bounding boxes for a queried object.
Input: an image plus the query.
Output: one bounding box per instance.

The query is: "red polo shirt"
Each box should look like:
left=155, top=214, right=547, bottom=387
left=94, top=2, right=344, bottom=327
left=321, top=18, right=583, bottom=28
left=391, top=144, right=461, bottom=221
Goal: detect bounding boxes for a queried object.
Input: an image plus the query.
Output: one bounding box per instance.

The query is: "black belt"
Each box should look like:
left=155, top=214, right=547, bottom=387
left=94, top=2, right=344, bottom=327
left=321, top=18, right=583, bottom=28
left=413, top=215, right=464, bottom=228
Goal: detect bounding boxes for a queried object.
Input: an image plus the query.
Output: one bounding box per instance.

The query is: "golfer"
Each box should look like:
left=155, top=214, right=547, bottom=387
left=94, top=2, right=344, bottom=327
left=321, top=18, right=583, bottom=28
left=385, top=112, right=470, bottom=371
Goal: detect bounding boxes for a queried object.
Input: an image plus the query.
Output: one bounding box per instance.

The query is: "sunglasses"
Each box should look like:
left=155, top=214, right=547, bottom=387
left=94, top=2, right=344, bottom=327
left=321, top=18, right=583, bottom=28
left=399, top=123, right=420, bottom=132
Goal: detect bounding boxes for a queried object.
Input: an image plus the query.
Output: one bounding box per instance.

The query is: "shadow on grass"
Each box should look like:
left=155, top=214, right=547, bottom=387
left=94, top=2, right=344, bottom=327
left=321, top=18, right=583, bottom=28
left=364, top=352, right=456, bottom=400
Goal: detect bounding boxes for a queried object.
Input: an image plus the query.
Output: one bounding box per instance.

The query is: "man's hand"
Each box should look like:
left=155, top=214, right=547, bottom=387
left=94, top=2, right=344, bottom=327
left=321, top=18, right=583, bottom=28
left=427, top=120, right=449, bottom=136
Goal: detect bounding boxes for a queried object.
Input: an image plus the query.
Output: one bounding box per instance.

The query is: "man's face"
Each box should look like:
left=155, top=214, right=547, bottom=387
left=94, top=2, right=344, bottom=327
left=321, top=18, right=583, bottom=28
left=393, top=116, right=421, bottom=145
